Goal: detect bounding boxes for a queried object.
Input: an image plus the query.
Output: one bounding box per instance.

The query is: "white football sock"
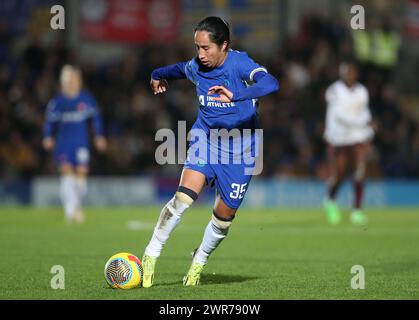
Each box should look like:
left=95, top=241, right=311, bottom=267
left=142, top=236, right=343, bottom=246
left=60, top=175, right=79, bottom=220
left=75, top=176, right=87, bottom=203
left=144, top=192, right=194, bottom=258
left=192, top=214, right=233, bottom=265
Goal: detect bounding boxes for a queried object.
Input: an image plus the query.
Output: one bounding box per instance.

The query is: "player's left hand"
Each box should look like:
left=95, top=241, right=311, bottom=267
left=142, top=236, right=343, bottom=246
left=150, top=78, right=169, bottom=95
left=369, top=120, right=379, bottom=132
left=95, top=136, right=107, bottom=152
left=208, top=85, right=233, bottom=102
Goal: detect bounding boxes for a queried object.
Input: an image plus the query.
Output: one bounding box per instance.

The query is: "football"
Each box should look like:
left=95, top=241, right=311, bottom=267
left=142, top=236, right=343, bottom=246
left=104, top=252, right=144, bottom=289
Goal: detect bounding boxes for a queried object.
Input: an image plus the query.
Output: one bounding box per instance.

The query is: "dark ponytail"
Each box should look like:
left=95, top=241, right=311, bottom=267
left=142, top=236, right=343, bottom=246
left=194, top=16, right=230, bottom=50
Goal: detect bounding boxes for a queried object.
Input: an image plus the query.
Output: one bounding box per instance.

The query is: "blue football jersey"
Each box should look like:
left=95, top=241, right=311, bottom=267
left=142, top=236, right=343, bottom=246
left=43, top=90, right=103, bottom=149
left=184, top=50, right=267, bottom=132
left=151, top=49, right=278, bottom=208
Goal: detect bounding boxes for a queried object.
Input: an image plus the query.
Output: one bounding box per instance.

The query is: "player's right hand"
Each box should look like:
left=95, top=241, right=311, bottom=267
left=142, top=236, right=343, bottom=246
left=42, top=137, right=55, bottom=151
left=94, top=136, right=107, bottom=152
left=150, top=78, right=169, bottom=95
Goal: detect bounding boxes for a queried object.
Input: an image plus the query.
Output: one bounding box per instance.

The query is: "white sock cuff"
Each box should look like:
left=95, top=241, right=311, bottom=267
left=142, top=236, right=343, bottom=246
left=211, top=213, right=233, bottom=230
left=166, top=192, right=195, bottom=216
left=175, top=191, right=194, bottom=206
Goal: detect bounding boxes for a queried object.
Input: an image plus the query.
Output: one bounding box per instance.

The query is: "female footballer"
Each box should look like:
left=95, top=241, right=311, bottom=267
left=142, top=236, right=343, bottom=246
left=142, top=16, right=279, bottom=287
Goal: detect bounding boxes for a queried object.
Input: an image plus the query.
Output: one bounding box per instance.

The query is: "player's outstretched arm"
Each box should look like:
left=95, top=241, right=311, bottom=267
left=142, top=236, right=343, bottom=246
left=150, top=62, right=188, bottom=95
left=234, top=72, right=279, bottom=101
left=88, top=96, right=107, bottom=152
left=43, top=99, right=59, bottom=151
left=208, top=72, right=279, bottom=102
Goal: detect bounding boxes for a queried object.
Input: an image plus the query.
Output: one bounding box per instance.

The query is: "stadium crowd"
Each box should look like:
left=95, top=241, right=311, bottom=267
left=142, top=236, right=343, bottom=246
left=1, top=15, right=418, bottom=179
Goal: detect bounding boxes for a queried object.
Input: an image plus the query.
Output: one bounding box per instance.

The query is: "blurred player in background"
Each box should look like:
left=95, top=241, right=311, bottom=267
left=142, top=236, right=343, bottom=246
left=43, top=65, right=107, bottom=224
left=141, top=16, right=279, bottom=287
left=323, top=60, right=375, bottom=226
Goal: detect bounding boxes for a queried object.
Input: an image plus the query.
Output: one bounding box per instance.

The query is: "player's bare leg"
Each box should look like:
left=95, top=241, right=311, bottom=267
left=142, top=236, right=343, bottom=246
left=74, top=165, right=89, bottom=224
left=324, top=146, right=346, bottom=225
left=350, top=143, right=370, bottom=225
left=60, top=163, right=79, bottom=224
left=142, top=169, right=205, bottom=287
left=184, top=194, right=237, bottom=286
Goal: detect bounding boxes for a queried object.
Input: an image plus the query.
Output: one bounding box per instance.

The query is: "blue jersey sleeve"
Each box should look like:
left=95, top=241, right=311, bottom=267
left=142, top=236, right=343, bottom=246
left=184, top=58, right=199, bottom=85
left=151, top=62, right=187, bottom=80
left=233, top=72, right=280, bottom=102
left=232, top=52, right=279, bottom=101
left=43, top=98, right=60, bottom=138
left=86, top=94, right=104, bottom=137
left=237, top=52, right=268, bottom=81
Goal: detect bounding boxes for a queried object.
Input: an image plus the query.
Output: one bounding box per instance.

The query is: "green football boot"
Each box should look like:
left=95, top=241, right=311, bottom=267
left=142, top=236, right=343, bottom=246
left=183, top=248, right=205, bottom=286
left=323, top=199, right=341, bottom=225
left=141, top=255, right=157, bottom=288
left=350, top=210, right=368, bottom=226
left=183, top=262, right=205, bottom=286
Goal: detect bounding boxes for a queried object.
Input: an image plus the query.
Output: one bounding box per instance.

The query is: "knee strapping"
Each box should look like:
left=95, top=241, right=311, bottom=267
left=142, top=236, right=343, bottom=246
left=177, top=186, right=198, bottom=203
left=212, top=210, right=234, bottom=230
left=166, top=186, right=198, bottom=215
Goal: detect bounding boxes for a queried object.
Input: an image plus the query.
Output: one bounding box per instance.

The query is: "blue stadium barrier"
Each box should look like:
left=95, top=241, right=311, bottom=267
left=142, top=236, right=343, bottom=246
left=241, top=179, right=419, bottom=207
left=1, top=178, right=419, bottom=207
left=0, top=179, right=31, bottom=205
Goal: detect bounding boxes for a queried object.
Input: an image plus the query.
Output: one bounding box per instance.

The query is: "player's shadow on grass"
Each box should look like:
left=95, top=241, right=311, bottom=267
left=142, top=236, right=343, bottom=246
left=156, top=273, right=259, bottom=287
left=201, top=273, right=259, bottom=285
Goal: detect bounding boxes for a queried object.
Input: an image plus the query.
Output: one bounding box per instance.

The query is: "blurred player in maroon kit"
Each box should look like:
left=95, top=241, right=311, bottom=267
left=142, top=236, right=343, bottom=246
left=323, top=60, right=376, bottom=225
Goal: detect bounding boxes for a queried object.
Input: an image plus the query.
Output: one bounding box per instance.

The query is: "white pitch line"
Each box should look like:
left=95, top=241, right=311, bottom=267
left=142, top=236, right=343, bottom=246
left=126, top=220, right=154, bottom=231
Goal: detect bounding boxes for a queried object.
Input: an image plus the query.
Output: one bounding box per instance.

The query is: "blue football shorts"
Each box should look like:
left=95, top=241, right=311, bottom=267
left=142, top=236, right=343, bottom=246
left=183, top=130, right=260, bottom=209
left=54, top=145, right=90, bottom=167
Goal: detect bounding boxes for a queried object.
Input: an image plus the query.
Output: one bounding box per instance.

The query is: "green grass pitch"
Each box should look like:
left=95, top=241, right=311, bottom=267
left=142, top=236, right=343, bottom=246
left=0, top=206, right=418, bottom=299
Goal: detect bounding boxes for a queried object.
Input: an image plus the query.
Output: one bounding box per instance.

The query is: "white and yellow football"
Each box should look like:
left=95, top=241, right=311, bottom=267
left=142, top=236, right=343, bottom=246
left=104, top=252, right=143, bottom=289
